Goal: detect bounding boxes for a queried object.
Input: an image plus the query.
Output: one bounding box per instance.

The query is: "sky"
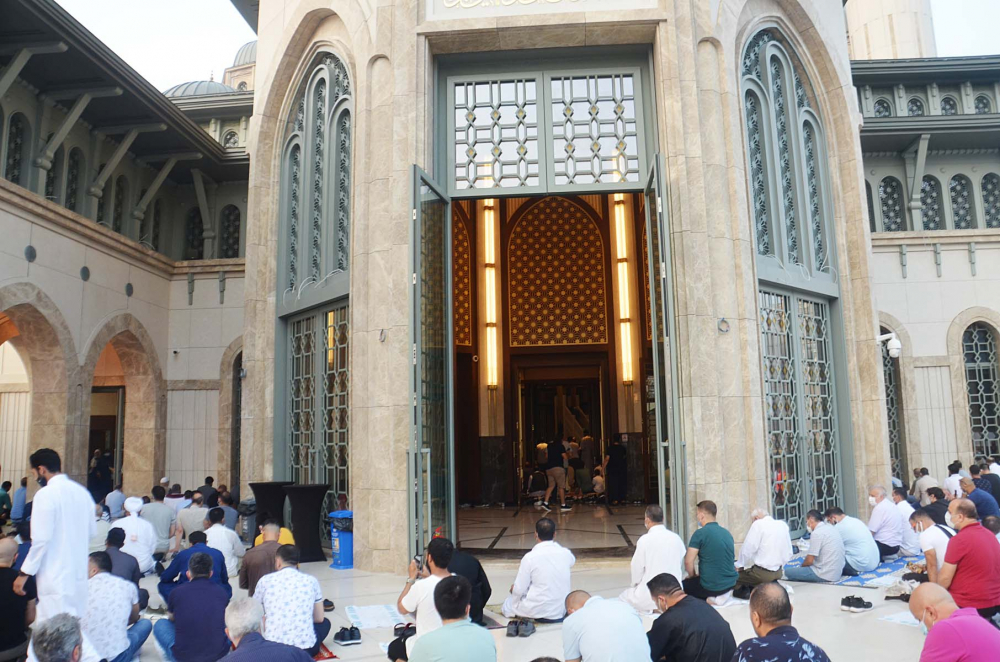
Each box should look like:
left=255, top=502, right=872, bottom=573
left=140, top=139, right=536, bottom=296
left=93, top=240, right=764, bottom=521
left=52, top=0, right=999, bottom=93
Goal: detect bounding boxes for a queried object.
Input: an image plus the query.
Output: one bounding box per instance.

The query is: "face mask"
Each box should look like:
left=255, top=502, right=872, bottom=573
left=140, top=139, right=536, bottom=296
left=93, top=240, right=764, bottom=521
left=914, top=522, right=925, bottom=534
left=868, top=496, right=877, bottom=506
left=945, top=513, right=955, bottom=528
left=920, top=608, right=930, bottom=636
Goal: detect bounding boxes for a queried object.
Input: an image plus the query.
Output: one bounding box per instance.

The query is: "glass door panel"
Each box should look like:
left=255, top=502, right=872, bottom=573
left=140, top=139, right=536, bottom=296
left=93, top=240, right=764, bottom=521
left=411, top=167, right=455, bottom=555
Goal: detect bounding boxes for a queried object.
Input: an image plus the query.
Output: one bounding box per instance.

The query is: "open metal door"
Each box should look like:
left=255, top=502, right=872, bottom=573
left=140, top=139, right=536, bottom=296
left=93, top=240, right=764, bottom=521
left=643, top=154, right=686, bottom=536
left=410, top=167, right=456, bottom=556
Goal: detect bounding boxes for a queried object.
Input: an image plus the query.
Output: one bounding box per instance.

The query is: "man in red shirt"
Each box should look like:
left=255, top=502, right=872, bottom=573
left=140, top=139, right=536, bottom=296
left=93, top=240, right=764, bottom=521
left=909, top=582, right=1000, bottom=661
left=938, top=498, right=1000, bottom=622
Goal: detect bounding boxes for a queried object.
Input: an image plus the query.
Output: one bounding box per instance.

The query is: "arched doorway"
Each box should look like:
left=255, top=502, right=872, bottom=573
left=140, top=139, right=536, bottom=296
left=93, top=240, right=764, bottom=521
left=82, top=314, right=166, bottom=495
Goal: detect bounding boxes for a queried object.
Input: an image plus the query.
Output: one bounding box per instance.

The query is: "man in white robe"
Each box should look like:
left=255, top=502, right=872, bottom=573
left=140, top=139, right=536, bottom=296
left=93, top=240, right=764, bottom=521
left=501, top=517, right=575, bottom=620
left=619, top=504, right=686, bottom=613
left=111, top=497, right=156, bottom=574
left=15, top=449, right=96, bottom=620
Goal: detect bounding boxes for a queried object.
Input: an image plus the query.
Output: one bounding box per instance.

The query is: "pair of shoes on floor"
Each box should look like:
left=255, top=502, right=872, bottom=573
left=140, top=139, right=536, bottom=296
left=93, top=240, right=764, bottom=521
left=708, top=590, right=734, bottom=607
left=323, top=599, right=335, bottom=612
left=560, top=504, right=572, bottom=512
left=840, top=595, right=873, bottom=612
left=505, top=619, right=536, bottom=637
left=333, top=625, right=361, bottom=646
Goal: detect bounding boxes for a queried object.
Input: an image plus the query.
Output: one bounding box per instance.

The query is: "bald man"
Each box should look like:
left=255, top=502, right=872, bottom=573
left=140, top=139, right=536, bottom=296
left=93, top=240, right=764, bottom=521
left=731, top=583, right=831, bottom=662
left=562, top=591, right=650, bottom=662
left=909, top=583, right=1000, bottom=660
left=0, top=537, right=37, bottom=660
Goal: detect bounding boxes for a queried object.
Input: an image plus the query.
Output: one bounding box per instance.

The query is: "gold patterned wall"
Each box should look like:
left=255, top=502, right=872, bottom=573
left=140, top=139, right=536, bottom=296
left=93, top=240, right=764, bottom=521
left=508, top=196, right=608, bottom=346
left=641, top=223, right=651, bottom=341
left=453, top=219, right=472, bottom=346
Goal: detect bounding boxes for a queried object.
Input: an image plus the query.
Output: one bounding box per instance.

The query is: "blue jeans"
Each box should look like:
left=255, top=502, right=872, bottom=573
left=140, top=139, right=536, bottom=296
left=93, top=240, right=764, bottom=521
left=110, top=619, right=152, bottom=662
left=783, top=566, right=825, bottom=583
left=153, top=620, right=177, bottom=662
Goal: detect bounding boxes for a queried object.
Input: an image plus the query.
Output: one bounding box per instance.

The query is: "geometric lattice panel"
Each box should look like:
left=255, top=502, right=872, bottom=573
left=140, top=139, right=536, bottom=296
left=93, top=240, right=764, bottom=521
left=508, top=196, right=607, bottom=346
left=964, top=322, right=1000, bottom=458
left=453, top=219, right=472, bottom=346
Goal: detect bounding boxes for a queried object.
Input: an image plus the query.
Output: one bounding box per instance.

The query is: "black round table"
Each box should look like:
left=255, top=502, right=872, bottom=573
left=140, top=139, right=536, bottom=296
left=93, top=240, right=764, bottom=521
left=284, top=484, right=330, bottom=563
left=249, top=481, right=294, bottom=527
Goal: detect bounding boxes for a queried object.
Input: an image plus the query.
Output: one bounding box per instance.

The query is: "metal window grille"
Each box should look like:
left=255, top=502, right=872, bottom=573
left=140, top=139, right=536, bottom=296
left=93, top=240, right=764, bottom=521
left=950, top=175, right=976, bottom=229
left=866, top=181, right=877, bottom=233
left=289, top=314, right=317, bottom=487
left=964, top=323, right=1000, bottom=458
left=798, top=298, right=840, bottom=516
left=322, top=307, right=350, bottom=522
left=879, top=177, right=905, bottom=231
left=185, top=207, right=204, bottom=259
left=874, top=99, right=893, bottom=118
left=288, top=145, right=301, bottom=288
left=112, top=176, right=127, bottom=234
left=335, top=112, right=351, bottom=271
left=941, top=97, right=958, bottom=116
left=220, top=205, right=241, bottom=259
left=881, top=327, right=907, bottom=481
left=745, top=92, right=771, bottom=256
left=152, top=199, right=161, bottom=251
left=907, top=99, right=925, bottom=117
left=983, top=174, right=1000, bottom=229
left=920, top=176, right=942, bottom=230
left=975, top=95, right=992, bottom=115
left=4, top=114, right=25, bottom=184
left=223, top=131, right=239, bottom=148
left=770, top=58, right=798, bottom=264
left=804, top=124, right=824, bottom=268
left=66, top=149, right=81, bottom=212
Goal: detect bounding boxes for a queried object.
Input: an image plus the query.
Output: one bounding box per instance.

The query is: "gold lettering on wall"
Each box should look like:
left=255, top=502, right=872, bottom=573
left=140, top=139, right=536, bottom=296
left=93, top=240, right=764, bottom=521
left=508, top=197, right=607, bottom=347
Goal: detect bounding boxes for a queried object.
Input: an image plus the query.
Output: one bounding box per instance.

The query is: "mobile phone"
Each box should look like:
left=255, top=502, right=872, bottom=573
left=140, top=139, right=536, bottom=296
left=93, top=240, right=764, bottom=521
left=413, top=554, right=425, bottom=572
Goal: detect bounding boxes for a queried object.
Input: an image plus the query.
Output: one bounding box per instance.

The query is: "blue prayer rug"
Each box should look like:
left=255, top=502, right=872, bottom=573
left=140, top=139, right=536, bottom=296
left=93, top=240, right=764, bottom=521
left=783, top=554, right=924, bottom=588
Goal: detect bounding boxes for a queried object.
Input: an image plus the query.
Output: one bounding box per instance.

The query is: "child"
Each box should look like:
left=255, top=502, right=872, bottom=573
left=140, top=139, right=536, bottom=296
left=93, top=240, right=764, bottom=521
left=592, top=467, right=606, bottom=496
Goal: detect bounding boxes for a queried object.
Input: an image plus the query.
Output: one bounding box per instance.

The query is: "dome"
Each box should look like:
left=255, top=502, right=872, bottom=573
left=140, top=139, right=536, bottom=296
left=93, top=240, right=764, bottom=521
left=233, top=41, right=257, bottom=67
left=164, top=80, right=238, bottom=98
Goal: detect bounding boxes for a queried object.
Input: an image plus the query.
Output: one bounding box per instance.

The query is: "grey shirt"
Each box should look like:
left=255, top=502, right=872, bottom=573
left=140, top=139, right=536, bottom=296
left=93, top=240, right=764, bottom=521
left=141, top=501, right=176, bottom=553
left=221, top=505, right=239, bottom=531
left=579, top=437, right=596, bottom=471
left=806, top=522, right=845, bottom=582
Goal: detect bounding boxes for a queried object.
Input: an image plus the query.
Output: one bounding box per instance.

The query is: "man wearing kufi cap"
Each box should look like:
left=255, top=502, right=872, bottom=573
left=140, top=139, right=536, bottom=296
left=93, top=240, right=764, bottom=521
left=111, top=497, right=157, bottom=574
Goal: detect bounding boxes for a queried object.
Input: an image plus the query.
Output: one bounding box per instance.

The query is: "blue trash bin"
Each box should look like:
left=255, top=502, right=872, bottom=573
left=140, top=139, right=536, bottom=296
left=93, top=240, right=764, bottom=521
left=329, top=510, right=353, bottom=570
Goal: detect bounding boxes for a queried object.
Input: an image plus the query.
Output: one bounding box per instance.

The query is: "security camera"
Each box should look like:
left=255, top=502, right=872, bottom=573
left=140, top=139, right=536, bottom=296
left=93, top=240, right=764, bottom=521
left=876, top=332, right=902, bottom=359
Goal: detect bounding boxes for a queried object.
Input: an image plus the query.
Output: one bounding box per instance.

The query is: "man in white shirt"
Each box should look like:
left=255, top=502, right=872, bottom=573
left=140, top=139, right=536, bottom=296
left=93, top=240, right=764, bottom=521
left=112, top=497, right=157, bottom=575
left=105, top=485, right=126, bottom=520
left=736, top=508, right=793, bottom=590
left=891, top=487, right=922, bottom=556
left=911, top=468, right=939, bottom=507
left=563, top=591, right=651, bottom=662
left=990, top=456, right=1000, bottom=477
left=501, top=518, right=576, bottom=620
left=82, top=552, right=151, bottom=662
left=619, top=505, right=686, bottom=613
left=204, top=507, right=245, bottom=577
left=391, top=537, right=454, bottom=661
left=944, top=463, right=963, bottom=499
left=908, top=509, right=955, bottom=584
left=253, top=545, right=330, bottom=656
left=867, top=485, right=904, bottom=561
left=14, top=449, right=96, bottom=622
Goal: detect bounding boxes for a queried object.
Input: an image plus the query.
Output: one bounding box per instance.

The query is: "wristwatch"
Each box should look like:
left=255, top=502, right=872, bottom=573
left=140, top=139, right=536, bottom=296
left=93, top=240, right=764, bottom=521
left=405, top=578, right=417, bottom=585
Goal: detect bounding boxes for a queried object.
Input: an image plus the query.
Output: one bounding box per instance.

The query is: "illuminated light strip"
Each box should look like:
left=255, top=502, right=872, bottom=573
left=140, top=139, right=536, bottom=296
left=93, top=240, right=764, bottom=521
left=484, top=195, right=499, bottom=388
left=614, top=193, right=633, bottom=385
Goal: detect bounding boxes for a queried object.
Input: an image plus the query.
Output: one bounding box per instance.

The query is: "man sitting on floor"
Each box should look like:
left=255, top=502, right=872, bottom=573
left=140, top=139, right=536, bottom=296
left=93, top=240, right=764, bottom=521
left=867, top=485, right=904, bottom=560
left=783, top=510, right=844, bottom=584
left=563, top=590, right=651, bottom=662
left=983, top=515, right=1000, bottom=543
left=912, top=468, right=939, bottom=507
left=239, top=520, right=281, bottom=597
left=683, top=501, right=737, bottom=604
left=172, top=493, right=208, bottom=552
left=409, top=576, right=496, bottom=662
left=970, top=464, right=993, bottom=498
left=254, top=545, right=331, bottom=657
left=937, top=498, right=1000, bottom=623
left=158, top=530, right=232, bottom=601
left=620, top=505, right=686, bottom=613
left=736, top=508, right=792, bottom=592
left=909, top=509, right=955, bottom=584
left=153, top=552, right=231, bottom=662
left=891, top=487, right=923, bottom=556
left=82, top=551, right=152, bottom=662
left=447, top=548, right=492, bottom=627
left=390, top=537, right=453, bottom=661
left=825, top=507, right=879, bottom=574
left=502, top=518, right=576, bottom=621
left=0, top=537, right=36, bottom=662
left=205, top=507, right=244, bottom=578
left=979, top=464, right=1000, bottom=502
left=105, top=528, right=149, bottom=610
left=253, top=512, right=295, bottom=546
left=220, top=597, right=313, bottom=662
left=924, top=488, right=952, bottom=526
left=960, top=477, right=1000, bottom=520
left=909, top=582, right=1000, bottom=660
left=646, top=572, right=736, bottom=662
left=945, top=463, right=964, bottom=499
left=732, top=583, right=831, bottom=662
left=112, top=497, right=157, bottom=575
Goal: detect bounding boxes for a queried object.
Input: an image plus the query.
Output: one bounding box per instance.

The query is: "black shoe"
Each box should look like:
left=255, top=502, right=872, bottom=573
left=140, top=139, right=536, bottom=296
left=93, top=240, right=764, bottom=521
left=506, top=620, right=520, bottom=637
left=733, top=584, right=752, bottom=601
left=560, top=504, right=572, bottom=512
left=154, top=562, right=165, bottom=576
left=349, top=626, right=361, bottom=644
left=518, top=621, right=536, bottom=637
left=540, top=502, right=552, bottom=512
left=323, top=598, right=335, bottom=612
left=333, top=627, right=351, bottom=646
left=840, top=596, right=856, bottom=612
left=850, top=597, right=873, bottom=612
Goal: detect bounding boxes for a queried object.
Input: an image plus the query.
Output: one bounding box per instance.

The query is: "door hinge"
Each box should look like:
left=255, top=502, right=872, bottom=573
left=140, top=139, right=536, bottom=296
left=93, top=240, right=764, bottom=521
left=412, top=209, right=417, bottom=221
left=659, top=261, right=666, bottom=280
left=412, top=273, right=417, bottom=285
left=656, top=196, right=663, bottom=214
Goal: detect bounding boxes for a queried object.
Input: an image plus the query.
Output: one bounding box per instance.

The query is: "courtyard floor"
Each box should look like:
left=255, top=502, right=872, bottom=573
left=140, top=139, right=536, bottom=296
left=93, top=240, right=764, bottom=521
left=136, top=556, right=925, bottom=661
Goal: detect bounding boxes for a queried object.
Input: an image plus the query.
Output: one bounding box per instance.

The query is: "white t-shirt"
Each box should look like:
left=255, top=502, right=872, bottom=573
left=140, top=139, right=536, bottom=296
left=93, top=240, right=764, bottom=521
left=919, top=524, right=955, bottom=571
left=593, top=476, right=605, bottom=494
left=400, top=574, right=445, bottom=652
left=82, top=572, right=139, bottom=660
left=944, top=474, right=963, bottom=499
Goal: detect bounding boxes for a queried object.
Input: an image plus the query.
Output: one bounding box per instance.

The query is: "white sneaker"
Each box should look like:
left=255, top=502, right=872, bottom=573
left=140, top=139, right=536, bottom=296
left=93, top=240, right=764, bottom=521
left=708, top=590, right=734, bottom=607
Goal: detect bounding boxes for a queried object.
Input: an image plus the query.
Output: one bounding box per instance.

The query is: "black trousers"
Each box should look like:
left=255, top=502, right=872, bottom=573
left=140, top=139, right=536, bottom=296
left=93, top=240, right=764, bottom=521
left=608, top=469, right=627, bottom=503
left=387, top=635, right=409, bottom=661
left=976, top=606, right=1000, bottom=629
left=306, top=619, right=331, bottom=656
left=876, top=541, right=900, bottom=560
left=683, top=575, right=733, bottom=600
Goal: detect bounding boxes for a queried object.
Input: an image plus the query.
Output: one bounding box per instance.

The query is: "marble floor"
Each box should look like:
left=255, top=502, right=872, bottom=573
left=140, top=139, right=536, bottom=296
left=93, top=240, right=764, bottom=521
left=457, top=504, right=648, bottom=552
left=134, top=557, right=925, bottom=662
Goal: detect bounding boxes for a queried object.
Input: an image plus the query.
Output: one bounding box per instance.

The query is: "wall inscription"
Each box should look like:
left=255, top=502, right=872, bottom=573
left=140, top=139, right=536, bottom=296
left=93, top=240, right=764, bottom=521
left=428, top=0, right=658, bottom=21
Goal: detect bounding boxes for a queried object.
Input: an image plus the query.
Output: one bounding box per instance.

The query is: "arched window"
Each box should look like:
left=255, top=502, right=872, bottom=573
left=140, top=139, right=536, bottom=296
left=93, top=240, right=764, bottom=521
left=874, top=99, right=893, bottom=118
left=95, top=163, right=108, bottom=227
left=219, top=204, right=241, bottom=258
left=975, top=95, right=992, bottom=115
left=920, top=176, right=943, bottom=230
left=237, top=81, right=248, bottom=92
left=151, top=199, right=162, bottom=251
left=112, top=176, right=129, bottom=234
left=185, top=207, right=204, bottom=259
left=983, top=173, right=1000, bottom=229
left=907, top=98, right=925, bottom=117
left=43, top=134, right=64, bottom=202
left=223, top=131, right=239, bottom=148
left=4, top=113, right=29, bottom=185
left=879, top=176, right=905, bottom=232
left=65, top=148, right=84, bottom=213
left=950, top=175, right=976, bottom=229
left=941, top=96, right=959, bottom=116
left=881, top=326, right=907, bottom=481
left=866, top=181, right=877, bottom=233
left=742, top=29, right=842, bottom=532
left=964, top=322, right=1000, bottom=458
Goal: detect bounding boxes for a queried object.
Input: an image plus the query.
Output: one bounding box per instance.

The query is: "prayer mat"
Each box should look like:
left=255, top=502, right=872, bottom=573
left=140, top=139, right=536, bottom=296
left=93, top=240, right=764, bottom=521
left=783, top=554, right=924, bottom=589
left=312, top=644, right=338, bottom=660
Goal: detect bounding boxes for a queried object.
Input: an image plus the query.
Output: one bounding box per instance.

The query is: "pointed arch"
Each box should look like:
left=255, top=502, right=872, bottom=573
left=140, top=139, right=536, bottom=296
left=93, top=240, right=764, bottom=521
left=217, top=336, right=244, bottom=492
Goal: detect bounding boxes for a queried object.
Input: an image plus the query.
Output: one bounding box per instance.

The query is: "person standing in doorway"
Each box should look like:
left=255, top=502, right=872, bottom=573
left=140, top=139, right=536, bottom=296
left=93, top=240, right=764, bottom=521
left=604, top=437, right=628, bottom=505
left=577, top=433, right=595, bottom=495
left=540, top=438, right=570, bottom=513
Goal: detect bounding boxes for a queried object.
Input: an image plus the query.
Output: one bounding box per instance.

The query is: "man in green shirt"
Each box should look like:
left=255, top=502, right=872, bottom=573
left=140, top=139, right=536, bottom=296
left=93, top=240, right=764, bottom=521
left=683, top=500, right=738, bottom=604
left=408, top=576, right=496, bottom=662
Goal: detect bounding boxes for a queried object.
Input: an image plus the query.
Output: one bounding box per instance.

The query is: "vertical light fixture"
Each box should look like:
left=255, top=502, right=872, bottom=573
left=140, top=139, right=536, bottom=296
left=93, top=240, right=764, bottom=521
left=614, top=193, right=633, bottom=386
left=484, top=196, right=499, bottom=390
